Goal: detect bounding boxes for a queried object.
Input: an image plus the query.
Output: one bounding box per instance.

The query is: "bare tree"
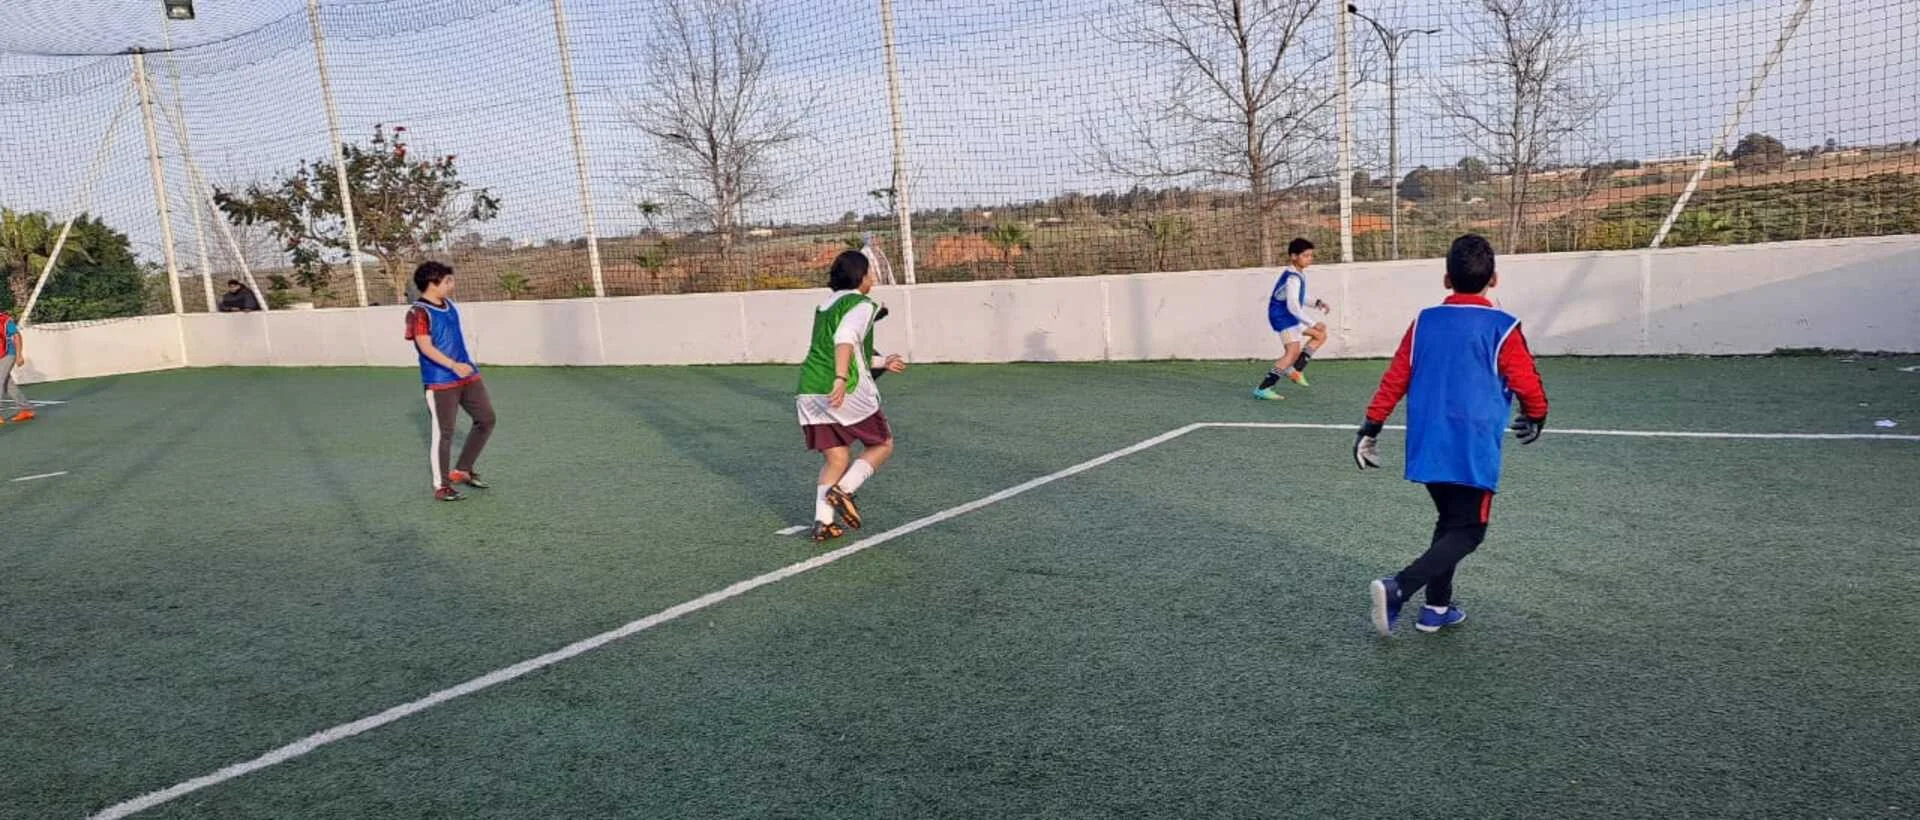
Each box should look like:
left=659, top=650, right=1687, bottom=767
left=627, top=0, right=807, bottom=259
left=1095, top=0, right=1337, bottom=266
left=1437, top=0, right=1613, bottom=252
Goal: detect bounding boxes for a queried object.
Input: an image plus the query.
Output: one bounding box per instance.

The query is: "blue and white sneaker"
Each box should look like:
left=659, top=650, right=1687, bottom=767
left=1415, top=605, right=1467, bottom=633
left=1369, top=578, right=1404, bottom=636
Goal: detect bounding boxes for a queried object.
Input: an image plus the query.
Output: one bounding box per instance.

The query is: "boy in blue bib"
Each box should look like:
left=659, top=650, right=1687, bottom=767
left=404, top=262, right=497, bottom=501
left=1354, top=235, right=1549, bottom=636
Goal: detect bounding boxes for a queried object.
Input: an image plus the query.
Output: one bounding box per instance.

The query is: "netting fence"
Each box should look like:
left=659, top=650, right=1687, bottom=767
left=0, top=0, right=1914, bottom=319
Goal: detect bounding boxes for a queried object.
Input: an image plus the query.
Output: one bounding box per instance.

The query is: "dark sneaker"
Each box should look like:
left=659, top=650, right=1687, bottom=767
left=450, top=469, right=488, bottom=489
left=1415, top=605, right=1468, bottom=633
left=811, top=521, right=845, bottom=542
left=435, top=486, right=466, bottom=502
left=1370, top=577, right=1405, bottom=637
left=825, top=486, right=862, bottom=530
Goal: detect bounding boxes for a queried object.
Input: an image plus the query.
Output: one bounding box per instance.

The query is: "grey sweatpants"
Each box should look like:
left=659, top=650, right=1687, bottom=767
left=0, top=354, right=25, bottom=406
left=425, top=378, right=496, bottom=489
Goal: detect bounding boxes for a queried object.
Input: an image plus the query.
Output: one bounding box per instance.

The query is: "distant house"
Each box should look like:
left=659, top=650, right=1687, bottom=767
left=746, top=228, right=775, bottom=238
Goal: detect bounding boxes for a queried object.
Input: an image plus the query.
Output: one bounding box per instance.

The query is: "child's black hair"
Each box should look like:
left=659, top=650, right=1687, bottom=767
left=827, top=250, right=870, bottom=291
left=413, top=261, right=455, bottom=293
left=1445, top=234, right=1496, bottom=293
left=1287, top=237, right=1315, bottom=257
left=225, top=279, right=243, bottom=288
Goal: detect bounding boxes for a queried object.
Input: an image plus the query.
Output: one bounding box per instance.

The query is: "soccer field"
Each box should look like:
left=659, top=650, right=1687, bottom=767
left=5, top=357, right=1919, bottom=819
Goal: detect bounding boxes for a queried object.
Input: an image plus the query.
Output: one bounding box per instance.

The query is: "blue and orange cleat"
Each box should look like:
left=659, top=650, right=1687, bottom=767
left=1252, top=387, right=1285, bottom=401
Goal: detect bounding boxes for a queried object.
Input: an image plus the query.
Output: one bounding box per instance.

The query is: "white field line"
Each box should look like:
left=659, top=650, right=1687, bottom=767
left=1204, top=421, right=1920, bottom=441
left=89, top=422, right=1208, bottom=819
left=90, top=420, right=1920, bottom=818
left=10, top=471, right=68, bottom=483
left=775, top=525, right=810, bottom=536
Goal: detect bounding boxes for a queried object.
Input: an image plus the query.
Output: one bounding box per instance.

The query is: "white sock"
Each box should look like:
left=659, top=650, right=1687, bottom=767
left=814, top=485, right=834, bottom=524
left=1425, top=605, right=1449, bottom=614
left=840, top=460, right=876, bottom=494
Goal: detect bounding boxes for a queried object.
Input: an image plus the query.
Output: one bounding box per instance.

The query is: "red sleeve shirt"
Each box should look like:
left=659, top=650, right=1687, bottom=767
left=1365, top=295, right=1549, bottom=424
left=1365, top=322, right=1417, bottom=424
left=403, top=306, right=430, bottom=341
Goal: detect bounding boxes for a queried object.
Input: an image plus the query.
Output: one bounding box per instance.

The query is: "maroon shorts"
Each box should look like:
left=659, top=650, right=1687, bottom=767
left=803, top=410, right=892, bottom=451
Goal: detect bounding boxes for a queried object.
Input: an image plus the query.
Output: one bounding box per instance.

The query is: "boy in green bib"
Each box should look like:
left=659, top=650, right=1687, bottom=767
left=796, top=250, right=908, bottom=541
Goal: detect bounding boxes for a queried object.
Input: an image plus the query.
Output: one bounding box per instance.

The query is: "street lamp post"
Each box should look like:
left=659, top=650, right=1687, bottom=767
left=1348, top=4, right=1437, bottom=261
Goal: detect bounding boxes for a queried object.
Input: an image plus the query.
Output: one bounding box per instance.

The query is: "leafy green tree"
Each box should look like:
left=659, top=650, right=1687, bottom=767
left=1, top=209, right=71, bottom=309
left=1729, top=133, right=1787, bottom=172
left=496, top=270, right=531, bottom=300
left=1399, top=167, right=1432, bottom=201
left=214, top=125, right=500, bottom=304
left=1, top=210, right=144, bottom=321
left=1457, top=156, right=1491, bottom=184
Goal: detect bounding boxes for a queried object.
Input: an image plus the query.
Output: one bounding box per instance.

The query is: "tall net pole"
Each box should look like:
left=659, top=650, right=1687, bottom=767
left=153, top=96, right=270, bottom=312
left=1335, top=4, right=1355, bottom=264
left=306, top=0, right=370, bottom=307
left=162, top=18, right=218, bottom=313
left=880, top=0, right=918, bottom=285
left=551, top=0, right=606, bottom=298
left=131, top=50, right=185, bottom=316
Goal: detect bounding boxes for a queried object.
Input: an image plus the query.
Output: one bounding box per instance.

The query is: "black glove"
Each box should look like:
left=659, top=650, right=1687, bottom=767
left=1510, top=415, right=1546, bottom=445
left=1355, top=419, right=1385, bottom=470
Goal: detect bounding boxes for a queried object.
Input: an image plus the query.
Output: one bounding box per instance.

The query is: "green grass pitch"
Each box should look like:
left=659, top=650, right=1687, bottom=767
left=4, top=357, right=1919, bottom=818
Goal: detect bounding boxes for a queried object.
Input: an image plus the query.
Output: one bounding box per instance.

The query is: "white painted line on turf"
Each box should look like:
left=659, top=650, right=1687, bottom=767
left=87, top=422, right=1208, bottom=820
left=775, top=525, right=810, bottom=536
left=10, top=471, right=68, bottom=483
left=1203, top=422, right=1920, bottom=442
left=91, top=419, right=1920, bottom=818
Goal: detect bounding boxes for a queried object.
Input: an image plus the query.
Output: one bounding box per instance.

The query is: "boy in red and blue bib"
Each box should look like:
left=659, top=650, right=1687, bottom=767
left=404, top=262, right=496, bottom=501
left=1354, top=234, right=1549, bottom=636
left=0, top=310, right=33, bottom=423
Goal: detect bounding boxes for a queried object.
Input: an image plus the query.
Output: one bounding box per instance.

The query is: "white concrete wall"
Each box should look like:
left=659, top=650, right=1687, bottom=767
left=19, top=236, right=1920, bottom=382
left=15, top=314, right=185, bottom=384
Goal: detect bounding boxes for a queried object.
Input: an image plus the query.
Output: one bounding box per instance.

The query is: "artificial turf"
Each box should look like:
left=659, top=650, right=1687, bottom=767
left=3, top=356, right=1917, bottom=818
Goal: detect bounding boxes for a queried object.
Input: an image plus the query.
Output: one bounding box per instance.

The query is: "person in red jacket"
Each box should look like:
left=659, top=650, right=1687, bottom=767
left=1354, top=234, right=1549, bottom=637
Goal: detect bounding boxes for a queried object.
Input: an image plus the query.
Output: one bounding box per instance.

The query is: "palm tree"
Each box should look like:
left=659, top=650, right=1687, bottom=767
left=637, top=200, right=663, bottom=235
left=983, top=222, right=1031, bottom=279
left=0, top=209, right=84, bottom=311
